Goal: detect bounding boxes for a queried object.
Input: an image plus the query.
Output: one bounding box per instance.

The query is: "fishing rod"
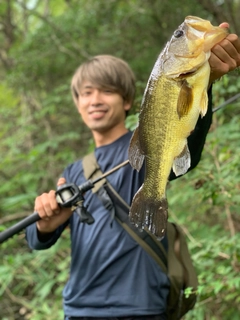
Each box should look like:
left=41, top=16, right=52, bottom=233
left=213, top=92, right=240, bottom=112
left=1, top=92, right=239, bottom=244
left=0, top=160, right=129, bottom=244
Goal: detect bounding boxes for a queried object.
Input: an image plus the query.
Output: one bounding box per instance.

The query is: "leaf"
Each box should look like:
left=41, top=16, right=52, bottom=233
left=37, top=279, right=56, bottom=300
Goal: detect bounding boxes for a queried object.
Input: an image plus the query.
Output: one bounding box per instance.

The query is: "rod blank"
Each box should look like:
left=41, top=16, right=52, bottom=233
left=0, top=212, right=40, bottom=244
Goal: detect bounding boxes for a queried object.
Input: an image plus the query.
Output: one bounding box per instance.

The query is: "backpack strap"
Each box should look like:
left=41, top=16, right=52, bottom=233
left=82, top=153, right=107, bottom=193
left=82, top=152, right=168, bottom=273
left=104, top=182, right=168, bottom=272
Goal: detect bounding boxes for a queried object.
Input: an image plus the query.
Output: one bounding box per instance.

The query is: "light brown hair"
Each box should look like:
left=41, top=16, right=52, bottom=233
left=71, top=55, right=136, bottom=108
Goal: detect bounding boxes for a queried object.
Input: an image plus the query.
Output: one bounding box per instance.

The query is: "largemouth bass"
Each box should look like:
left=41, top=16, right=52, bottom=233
left=128, top=16, right=228, bottom=238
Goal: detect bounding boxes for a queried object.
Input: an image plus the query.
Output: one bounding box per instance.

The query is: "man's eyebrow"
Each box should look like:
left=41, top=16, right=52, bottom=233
left=82, top=85, right=93, bottom=89
left=79, top=85, right=94, bottom=93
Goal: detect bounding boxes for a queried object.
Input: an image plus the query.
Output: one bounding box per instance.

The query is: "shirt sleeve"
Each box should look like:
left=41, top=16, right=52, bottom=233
left=169, top=86, right=213, bottom=181
left=25, top=222, right=67, bottom=250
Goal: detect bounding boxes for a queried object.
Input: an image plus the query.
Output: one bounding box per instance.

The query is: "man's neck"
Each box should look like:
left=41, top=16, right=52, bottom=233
left=93, top=127, right=129, bottom=147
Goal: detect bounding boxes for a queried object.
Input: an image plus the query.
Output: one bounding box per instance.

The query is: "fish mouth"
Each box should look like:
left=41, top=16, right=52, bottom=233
left=177, top=69, right=197, bottom=79
left=185, top=15, right=229, bottom=52
left=203, top=29, right=229, bottom=52
left=162, top=16, right=228, bottom=78
left=166, top=67, right=199, bottom=80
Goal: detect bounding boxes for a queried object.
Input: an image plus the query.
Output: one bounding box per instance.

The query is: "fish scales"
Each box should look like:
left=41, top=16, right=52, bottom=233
left=128, top=16, right=228, bottom=238
left=141, top=77, right=182, bottom=194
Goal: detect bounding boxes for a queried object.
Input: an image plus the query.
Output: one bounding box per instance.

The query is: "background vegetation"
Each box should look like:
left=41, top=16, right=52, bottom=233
left=0, top=0, right=239, bottom=319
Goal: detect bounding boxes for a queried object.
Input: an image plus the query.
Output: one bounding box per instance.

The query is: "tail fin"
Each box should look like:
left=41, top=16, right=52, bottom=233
left=129, top=187, right=168, bottom=238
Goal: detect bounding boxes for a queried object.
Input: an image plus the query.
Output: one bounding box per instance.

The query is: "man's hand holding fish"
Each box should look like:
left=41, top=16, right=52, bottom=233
left=128, top=16, right=240, bottom=238
left=209, top=22, right=240, bottom=84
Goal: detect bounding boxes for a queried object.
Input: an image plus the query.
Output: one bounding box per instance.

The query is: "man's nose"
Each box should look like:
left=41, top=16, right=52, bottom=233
left=90, top=90, right=102, bottom=105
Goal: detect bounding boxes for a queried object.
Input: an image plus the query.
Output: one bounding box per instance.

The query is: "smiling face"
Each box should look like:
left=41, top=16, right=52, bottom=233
left=77, top=82, right=131, bottom=146
left=71, top=55, right=136, bottom=146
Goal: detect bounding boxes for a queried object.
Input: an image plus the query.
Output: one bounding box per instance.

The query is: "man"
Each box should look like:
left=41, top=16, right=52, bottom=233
left=26, top=25, right=240, bottom=319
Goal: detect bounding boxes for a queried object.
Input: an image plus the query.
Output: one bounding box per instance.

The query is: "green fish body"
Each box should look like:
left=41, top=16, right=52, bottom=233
left=128, top=16, right=228, bottom=237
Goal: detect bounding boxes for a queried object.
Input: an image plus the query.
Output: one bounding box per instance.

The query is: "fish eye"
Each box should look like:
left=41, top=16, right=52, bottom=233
left=174, top=29, right=184, bottom=38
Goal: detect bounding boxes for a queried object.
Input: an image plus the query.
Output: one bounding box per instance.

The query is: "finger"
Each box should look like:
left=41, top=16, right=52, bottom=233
left=225, top=34, right=240, bottom=66
left=212, top=37, right=239, bottom=67
left=57, top=177, right=67, bottom=186
left=48, top=190, right=61, bottom=214
left=223, top=35, right=240, bottom=60
left=212, top=45, right=237, bottom=71
left=35, top=191, right=59, bottom=218
left=209, top=51, right=230, bottom=72
left=213, top=35, right=240, bottom=63
left=34, top=194, right=47, bottom=218
left=219, top=22, right=229, bottom=29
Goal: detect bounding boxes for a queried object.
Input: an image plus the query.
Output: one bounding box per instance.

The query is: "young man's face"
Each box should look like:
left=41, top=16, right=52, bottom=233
left=77, top=82, right=131, bottom=134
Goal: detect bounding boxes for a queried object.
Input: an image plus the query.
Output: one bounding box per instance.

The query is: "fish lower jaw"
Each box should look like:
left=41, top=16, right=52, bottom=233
left=177, top=69, right=197, bottom=79
left=166, top=68, right=197, bottom=79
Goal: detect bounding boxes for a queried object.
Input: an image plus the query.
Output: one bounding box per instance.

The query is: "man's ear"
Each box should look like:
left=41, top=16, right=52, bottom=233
left=124, top=101, right=131, bottom=111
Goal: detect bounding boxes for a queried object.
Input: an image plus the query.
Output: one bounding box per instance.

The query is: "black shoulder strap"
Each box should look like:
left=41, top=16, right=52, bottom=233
left=82, top=152, right=168, bottom=273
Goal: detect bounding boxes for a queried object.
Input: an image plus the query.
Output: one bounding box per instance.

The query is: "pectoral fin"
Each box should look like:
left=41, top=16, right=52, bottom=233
left=177, top=80, right=193, bottom=119
left=200, top=90, right=208, bottom=117
left=128, top=126, right=145, bottom=171
left=172, top=143, right=191, bottom=176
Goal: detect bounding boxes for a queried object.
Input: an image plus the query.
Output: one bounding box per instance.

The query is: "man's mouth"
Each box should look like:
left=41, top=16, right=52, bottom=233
left=89, top=110, right=107, bottom=119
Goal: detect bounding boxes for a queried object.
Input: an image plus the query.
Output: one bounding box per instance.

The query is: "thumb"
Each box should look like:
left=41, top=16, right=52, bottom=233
left=57, top=177, right=67, bottom=187
left=219, top=22, right=229, bottom=28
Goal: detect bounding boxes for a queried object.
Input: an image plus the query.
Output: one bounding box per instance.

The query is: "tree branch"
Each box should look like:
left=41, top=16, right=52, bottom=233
left=15, top=0, right=90, bottom=59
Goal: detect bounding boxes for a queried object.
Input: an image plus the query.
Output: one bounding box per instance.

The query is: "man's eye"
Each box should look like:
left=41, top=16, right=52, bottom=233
left=82, top=91, right=91, bottom=96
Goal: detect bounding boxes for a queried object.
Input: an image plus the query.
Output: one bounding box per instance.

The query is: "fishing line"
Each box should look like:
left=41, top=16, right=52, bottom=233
left=213, top=92, right=240, bottom=112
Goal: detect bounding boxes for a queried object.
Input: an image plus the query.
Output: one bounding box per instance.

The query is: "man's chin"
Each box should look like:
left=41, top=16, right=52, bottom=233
left=90, top=125, right=110, bottom=133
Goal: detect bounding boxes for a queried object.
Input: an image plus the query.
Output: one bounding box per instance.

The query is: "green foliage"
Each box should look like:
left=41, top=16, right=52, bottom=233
left=1, top=233, right=70, bottom=320
left=125, top=113, right=139, bottom=131
left=167, top=77, right=240, bottom=319
left=0, top=1, right=240, bottom=319
left=183, top=234, right=240, bottom=320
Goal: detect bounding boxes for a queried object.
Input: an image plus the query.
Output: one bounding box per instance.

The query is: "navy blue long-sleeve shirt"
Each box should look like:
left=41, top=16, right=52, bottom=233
left=26, top=89, right=213, bottom=317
